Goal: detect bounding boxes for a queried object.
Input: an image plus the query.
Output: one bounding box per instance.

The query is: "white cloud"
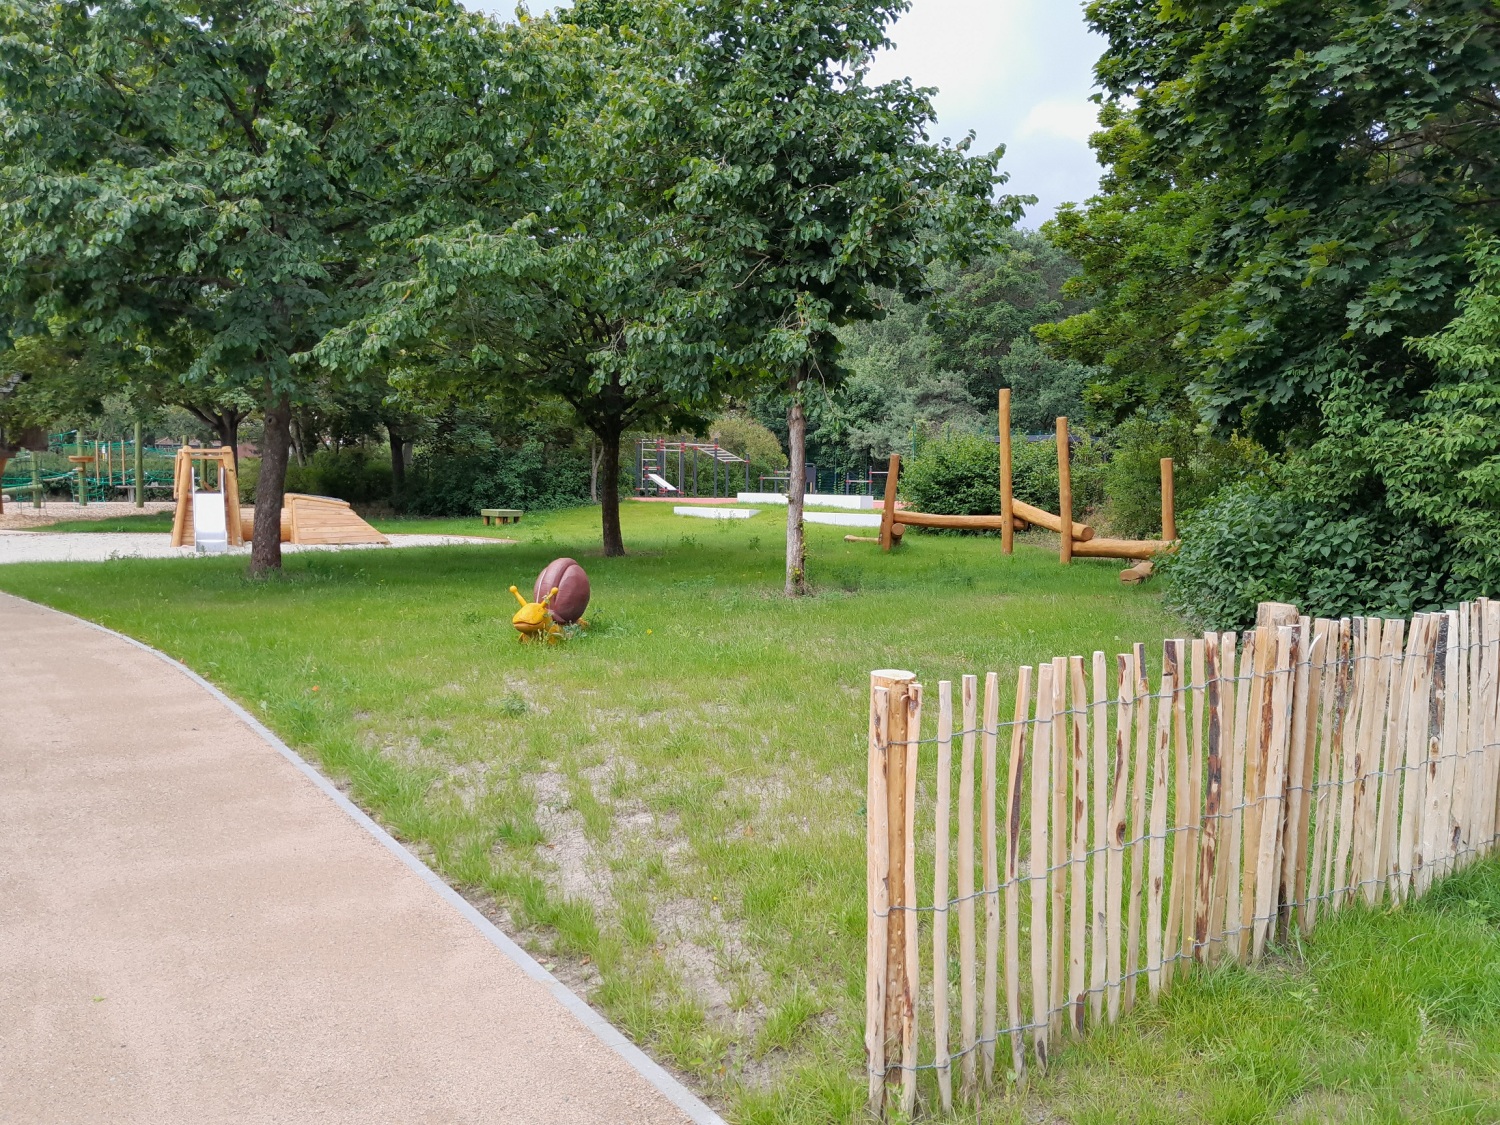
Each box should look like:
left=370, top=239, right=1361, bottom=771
left=1018, top=98, right=1100, bottom=144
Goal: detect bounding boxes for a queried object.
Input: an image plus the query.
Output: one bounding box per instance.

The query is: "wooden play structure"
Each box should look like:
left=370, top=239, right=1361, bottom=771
left=877, top=389, right=1178, bottom=580
left=170, top=446, right=387, bottom=550
left=170, top=447, right=243, bottom=551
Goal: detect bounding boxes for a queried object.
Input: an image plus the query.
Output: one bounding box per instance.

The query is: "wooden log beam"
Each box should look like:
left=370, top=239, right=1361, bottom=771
left=894, top=505, right=1085, bottom=538
left=1057, top=417, right=1072, bottom=565
left=1010, top=499, right=1093, bottom=543
left=892, top=511, right=1023, bottom=532
left=879, top=453, right=900, bottom=552
left=1072, top=537, right=1175, bottom=561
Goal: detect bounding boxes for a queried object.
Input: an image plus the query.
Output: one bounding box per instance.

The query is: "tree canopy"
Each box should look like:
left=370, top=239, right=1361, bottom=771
left=0, top=0, right=509, bottom=569
left=1060, top=0, right=1500, bottom=442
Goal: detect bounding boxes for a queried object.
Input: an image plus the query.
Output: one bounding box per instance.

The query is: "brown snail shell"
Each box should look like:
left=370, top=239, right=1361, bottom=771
left=534, top=557, right=590, bottom=625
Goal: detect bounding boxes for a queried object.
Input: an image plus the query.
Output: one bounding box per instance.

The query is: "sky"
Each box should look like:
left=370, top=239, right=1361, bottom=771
left=473, top=1, right=1107, bottom=226
left=865, top=1, right=1107, bottom=226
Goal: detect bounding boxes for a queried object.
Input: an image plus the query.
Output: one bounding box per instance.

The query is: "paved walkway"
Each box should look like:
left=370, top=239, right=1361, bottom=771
left=0, top=531, right=513, bottom=565
left=0, top=594, right=717, bottom=1124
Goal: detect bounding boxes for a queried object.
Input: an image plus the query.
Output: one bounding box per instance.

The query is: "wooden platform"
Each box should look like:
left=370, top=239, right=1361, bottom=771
left=480, top=508, right=523, bottom=526
left=229, top=495, right=388, bottom=546
left=281, top=494, right=388, bottom=545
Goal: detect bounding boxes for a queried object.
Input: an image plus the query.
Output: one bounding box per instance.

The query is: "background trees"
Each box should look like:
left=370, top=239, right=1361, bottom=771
left=1046, top=0, right=1500, bottom=625
left=0, top=0, right=505, bottom=570
left=8, top=0, right=1492, bottom=624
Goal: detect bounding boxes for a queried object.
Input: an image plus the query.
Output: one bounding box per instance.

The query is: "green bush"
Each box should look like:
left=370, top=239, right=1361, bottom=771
left=1011, top=431, right=1106, bottom=514
left=403, top=427, right=590, bottom=516
left=1104, top=416, right=1268, bottom=539
left=237, top=448, right=392, bottom=506
left=900, top=431, right=999, bottom=516
left=1159, top=482, right=1452, bottom=631
left=900, top=429, right=1105, bottom=521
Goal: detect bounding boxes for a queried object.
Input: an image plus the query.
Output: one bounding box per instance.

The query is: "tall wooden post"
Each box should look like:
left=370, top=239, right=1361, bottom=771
left=879, top=453, right=901, bottom=552
left=1056, top=417, right=1072, bottom=564
left=75, top=433, right=88, bottom=507
left=999, top=389, right=1014, bottom=556
left=868, top=670, right=920, bottom=1116
left=1161, top=457, right=1176, bottom=541
left=133, top=423, right=144, bottom=508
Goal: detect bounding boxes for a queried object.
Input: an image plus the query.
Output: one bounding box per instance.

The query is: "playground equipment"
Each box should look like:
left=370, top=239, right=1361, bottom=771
left=1, top=428, right=175, bottom=509
left=534, top=557, right=590, bottom=624
left=170, top=447, right=243, bottom=551
left=636, top=439, right=749, bottom=498
left=0, top=423, right=45, bottom=515
left=170, top=445, right=387, bottom=549
left=876, top=389, right=1178, bottom=578
left=510, top=558, right=590, bottom=642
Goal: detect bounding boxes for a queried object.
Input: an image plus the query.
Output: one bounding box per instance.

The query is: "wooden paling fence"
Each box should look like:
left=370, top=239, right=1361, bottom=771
left=865, top=600, right=1500, bottom=1117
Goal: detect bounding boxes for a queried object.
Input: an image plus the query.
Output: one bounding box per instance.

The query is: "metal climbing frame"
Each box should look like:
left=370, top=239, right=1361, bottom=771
left=635, top=439, right=750, bottom=498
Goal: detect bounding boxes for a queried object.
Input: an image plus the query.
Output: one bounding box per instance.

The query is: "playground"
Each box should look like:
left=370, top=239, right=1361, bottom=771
left=2, top=502, right=1496, bottom=1124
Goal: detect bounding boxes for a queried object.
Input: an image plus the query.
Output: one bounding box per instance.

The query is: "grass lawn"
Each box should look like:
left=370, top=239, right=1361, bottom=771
left=28, top=511, right=177, bottom=532
left=1, top=501, right=1496, bottom=1122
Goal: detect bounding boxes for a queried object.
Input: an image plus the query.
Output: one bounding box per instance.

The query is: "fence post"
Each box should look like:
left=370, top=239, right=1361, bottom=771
left=869, top=669, right=919, bottom=1116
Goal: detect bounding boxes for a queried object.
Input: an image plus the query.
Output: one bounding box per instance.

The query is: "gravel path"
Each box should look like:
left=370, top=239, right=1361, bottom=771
left=0, top=593, right=717, bottom=1125
left=0, top=500, right=177, bottom=531
left=0, top=531, right=514, bottom=564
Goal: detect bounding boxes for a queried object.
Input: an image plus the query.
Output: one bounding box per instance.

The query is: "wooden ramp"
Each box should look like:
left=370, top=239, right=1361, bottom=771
left=281, top=494, right=388, bottom=545
left=232, top=495, right=389, bottom=546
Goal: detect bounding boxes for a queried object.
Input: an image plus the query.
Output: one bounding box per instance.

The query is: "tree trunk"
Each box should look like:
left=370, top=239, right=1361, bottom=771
left=290, top=418, right=307, bottom=466
left=599, top=428, right=625, bottom=557
left=251, top=396, right=292, bottom=576
left=785, top=383, right=808, bottom=596
left=215, top=413, right=241, bottom=473
left=590, top=438, right=602, bottom=502
left=387, top=423, right=406, bottom=499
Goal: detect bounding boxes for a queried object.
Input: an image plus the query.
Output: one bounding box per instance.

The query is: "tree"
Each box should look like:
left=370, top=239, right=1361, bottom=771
left=1067, top=0, right=1500, bottom=442
left=1063, top=0, right=1500, bottom=620
left=1039, top=103, right=1225, bottom=423
left=926, top=232, right=1088, bottom=408
left=320, top=12, right=748, bottom=556
left=0, top=0, right=503, bottom=572
left=635, top=0, right=1017, bottom=594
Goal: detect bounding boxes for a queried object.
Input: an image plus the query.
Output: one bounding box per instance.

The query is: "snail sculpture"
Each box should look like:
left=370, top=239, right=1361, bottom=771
left=510, top=557, right=591, bottom=643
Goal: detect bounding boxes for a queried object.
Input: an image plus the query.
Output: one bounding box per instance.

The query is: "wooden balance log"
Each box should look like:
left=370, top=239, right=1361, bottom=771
left=876, top=450, right=1093, bottom=551
left=872, top=394, right=1180, bottom=578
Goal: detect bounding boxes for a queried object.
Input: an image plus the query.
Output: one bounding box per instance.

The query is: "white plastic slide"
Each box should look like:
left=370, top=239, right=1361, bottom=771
left=646, top=472, right=679, bottom=493
left=192, top=489, right=229, bottom=554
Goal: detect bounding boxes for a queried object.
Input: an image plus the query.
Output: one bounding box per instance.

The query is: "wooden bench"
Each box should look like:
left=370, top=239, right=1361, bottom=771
left=480, top=508, right=523, bottom=526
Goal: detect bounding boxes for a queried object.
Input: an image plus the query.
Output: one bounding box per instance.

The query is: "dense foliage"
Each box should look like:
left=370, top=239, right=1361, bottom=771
left=900, top=430, right=1105, bottom=522
left=1052, top=0, right=1500, bottom=624
left=751, top=232, right=1099, bottom=478
left=0, top=0, right=515, bottom=569
left=403, top=431, right=592, bottom=518
left=1103, top=417, right=1267, bottom=540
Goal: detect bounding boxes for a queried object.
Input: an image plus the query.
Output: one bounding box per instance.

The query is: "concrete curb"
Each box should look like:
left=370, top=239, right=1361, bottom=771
left=19, top=595, right=729, bottom=1125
